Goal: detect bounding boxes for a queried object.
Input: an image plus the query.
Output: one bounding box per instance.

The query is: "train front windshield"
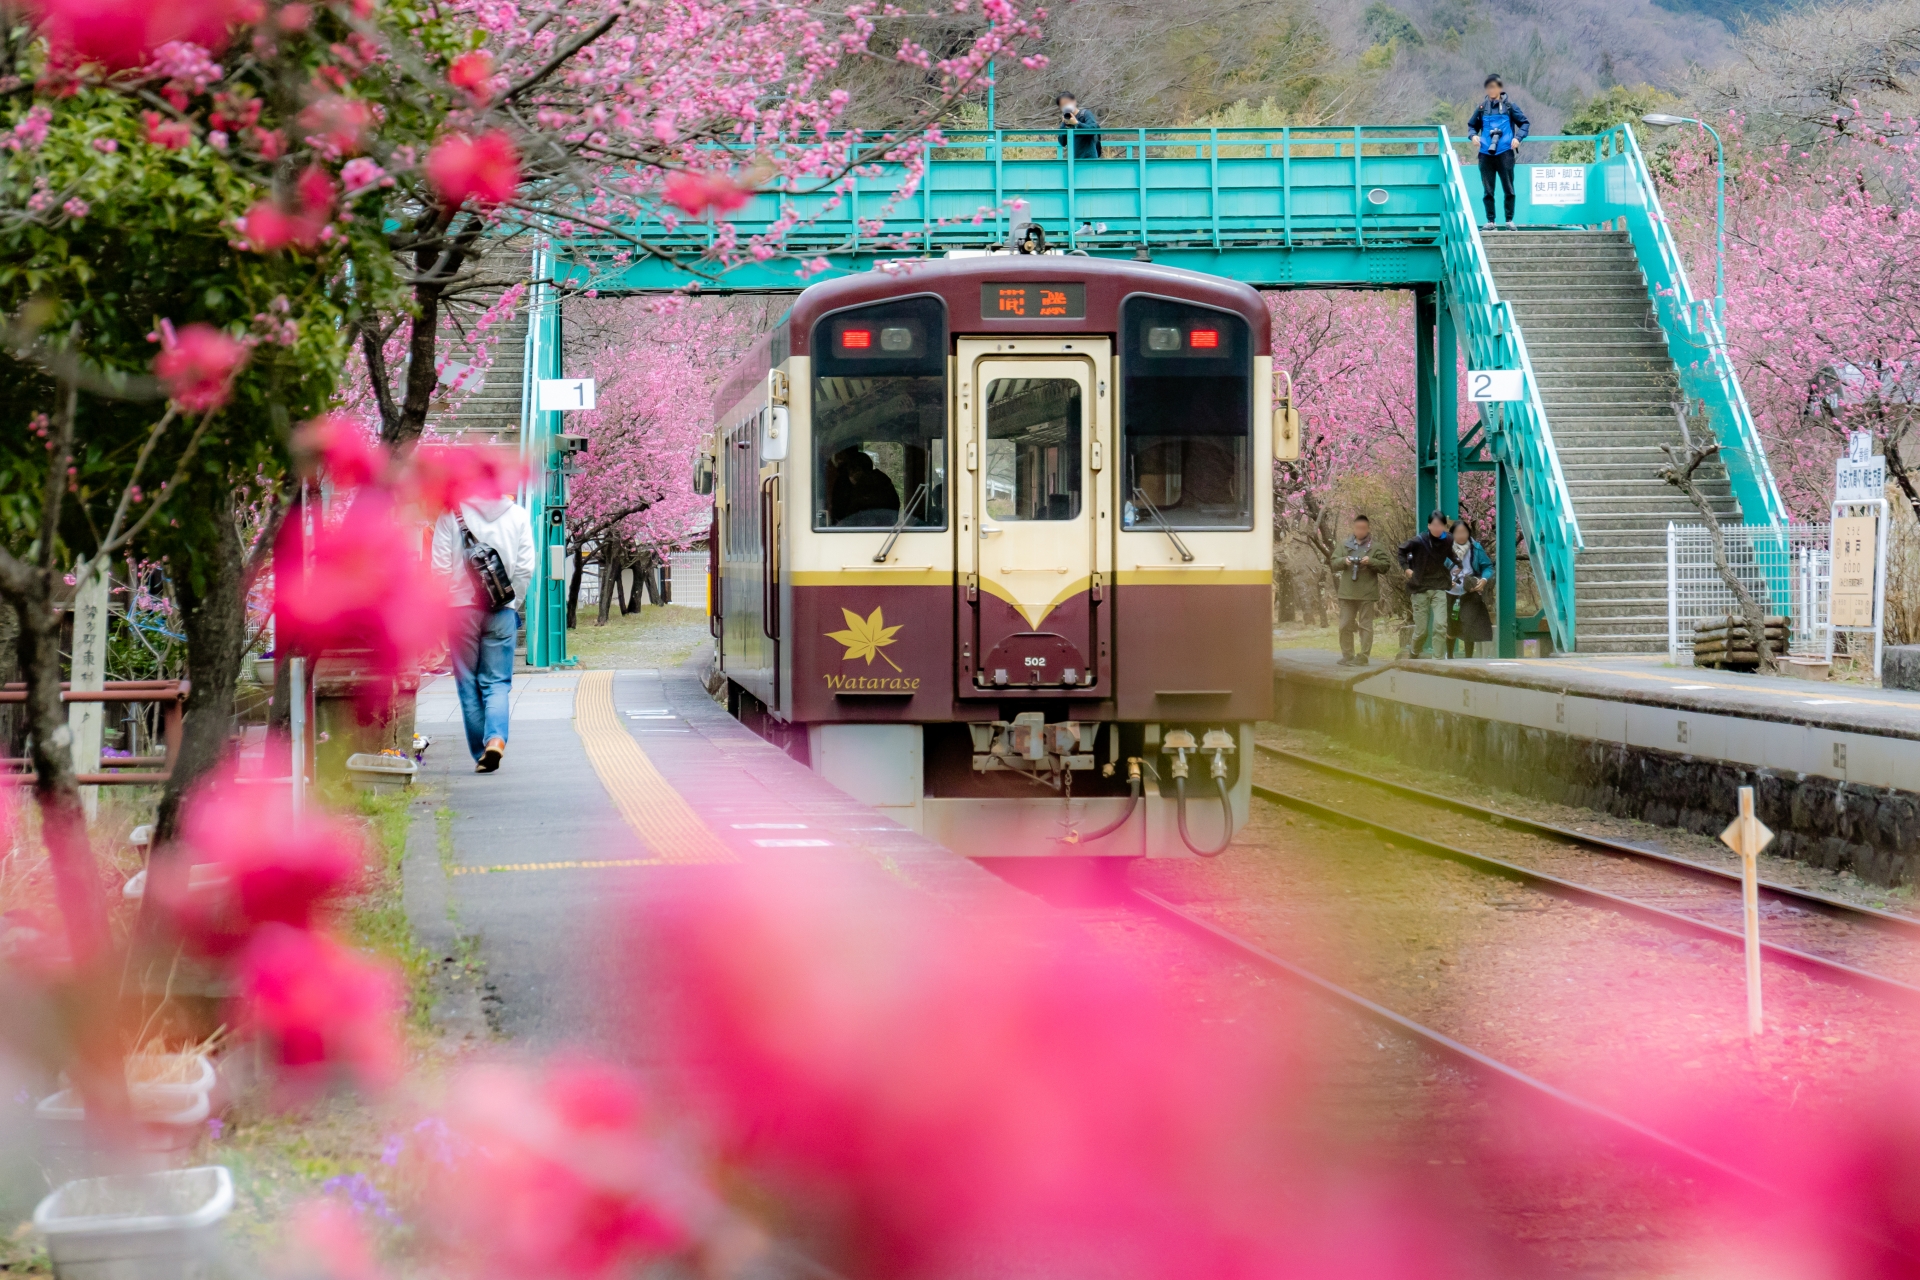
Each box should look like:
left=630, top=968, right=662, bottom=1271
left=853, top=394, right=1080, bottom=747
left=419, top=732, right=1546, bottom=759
left=1120, top=297, right=1253, bottom=531
left=812, top=297, right=948, bottom=531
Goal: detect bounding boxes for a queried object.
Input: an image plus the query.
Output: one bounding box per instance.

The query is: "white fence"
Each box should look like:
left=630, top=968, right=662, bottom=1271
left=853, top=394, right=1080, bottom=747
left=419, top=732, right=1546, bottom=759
left=1666, top=522, right=1830, bottom=661
left=666, top=551, right=708, bottom=609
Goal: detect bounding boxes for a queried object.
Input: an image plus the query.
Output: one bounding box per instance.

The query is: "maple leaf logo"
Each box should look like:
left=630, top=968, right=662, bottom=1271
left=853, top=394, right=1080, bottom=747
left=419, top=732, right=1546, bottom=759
left=826, top=606, right=903, bottom=671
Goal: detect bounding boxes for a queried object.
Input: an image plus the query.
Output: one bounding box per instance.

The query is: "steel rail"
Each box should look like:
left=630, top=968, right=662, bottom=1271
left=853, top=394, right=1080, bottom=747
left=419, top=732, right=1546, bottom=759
left=1122, top=885, right=1776, bottom=1195
left=1254, top=743, right=1920, bottom=937
left=1244, top=781, right=1920, bottom=1007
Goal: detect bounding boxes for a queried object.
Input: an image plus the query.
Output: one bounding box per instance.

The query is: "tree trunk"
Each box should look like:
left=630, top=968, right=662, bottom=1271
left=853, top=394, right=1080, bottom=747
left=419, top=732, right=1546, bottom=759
left=1661, top=435, right=1778, bottom=675
left=595, top=551, right=619, bottom=627
left=154, top=491, right=247, bottom=842
left=566, top=543, right=586, bottom=630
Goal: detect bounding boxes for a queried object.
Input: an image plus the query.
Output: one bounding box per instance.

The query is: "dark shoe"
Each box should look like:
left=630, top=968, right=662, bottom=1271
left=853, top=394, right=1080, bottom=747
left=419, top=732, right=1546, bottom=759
left=1356, top=655, right=1371, bottom=666
left=1335, top=655, right=1354, bottom=667
left=478, top=738, right=505, bottom=773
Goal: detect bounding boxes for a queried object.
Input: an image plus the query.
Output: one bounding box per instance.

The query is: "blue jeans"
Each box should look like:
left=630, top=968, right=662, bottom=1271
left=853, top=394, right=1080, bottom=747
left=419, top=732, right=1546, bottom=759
left=452, top=607, right=517, bottom=760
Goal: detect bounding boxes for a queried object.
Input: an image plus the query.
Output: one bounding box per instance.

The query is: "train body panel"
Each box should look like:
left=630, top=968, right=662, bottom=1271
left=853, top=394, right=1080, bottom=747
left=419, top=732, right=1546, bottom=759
left=704, top=256, right=1275, bottom=855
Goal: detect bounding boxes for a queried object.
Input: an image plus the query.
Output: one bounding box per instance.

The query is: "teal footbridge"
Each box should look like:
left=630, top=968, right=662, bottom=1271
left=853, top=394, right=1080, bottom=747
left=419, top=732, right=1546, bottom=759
left=519, top=123, right=1783, bottom=667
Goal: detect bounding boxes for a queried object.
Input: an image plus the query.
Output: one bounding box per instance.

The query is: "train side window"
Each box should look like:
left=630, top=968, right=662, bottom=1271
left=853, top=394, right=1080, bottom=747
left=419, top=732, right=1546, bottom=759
left=983, top=378, right=1082, bottom=521
left=812, top=296, right=948, bottom=531
left=1119, top=296, right=1252, bottom=531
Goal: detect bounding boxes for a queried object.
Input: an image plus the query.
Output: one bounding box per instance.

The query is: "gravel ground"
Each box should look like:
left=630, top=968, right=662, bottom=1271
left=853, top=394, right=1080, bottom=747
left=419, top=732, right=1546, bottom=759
left=1251, top=745, right=1920, bottom=990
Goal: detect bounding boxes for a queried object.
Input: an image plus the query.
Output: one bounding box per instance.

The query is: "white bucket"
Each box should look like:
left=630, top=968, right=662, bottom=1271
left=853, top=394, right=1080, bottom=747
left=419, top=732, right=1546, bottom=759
left=36, top=1090, right=210, bottom=1179
left=33, top=1165, right=233, bottom=1280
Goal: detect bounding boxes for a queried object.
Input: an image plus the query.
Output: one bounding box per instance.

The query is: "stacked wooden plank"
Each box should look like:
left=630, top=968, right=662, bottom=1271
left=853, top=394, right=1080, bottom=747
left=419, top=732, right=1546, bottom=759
left=1692, top=615, right=1790, bottom=669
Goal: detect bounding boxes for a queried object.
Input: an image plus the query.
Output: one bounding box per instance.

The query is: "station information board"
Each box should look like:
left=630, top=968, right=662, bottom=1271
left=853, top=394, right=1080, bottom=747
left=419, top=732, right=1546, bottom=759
left=1832, top=515, right=1878, bottom=627
left=982, top=283, right=1087, bottom=319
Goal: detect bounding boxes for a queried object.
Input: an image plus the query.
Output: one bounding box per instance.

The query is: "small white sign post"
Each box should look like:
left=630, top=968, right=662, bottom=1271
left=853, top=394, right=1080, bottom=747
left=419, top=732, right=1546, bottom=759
left=67, top=559, right=108, bottom=821
left=1466, top=370, right=1525, bottom=402
left=536, top=378, right=597, bottom=412
left=1828, top=432, right=1889, bottom=679
left=1719, top=786, right=1774, bottom=1038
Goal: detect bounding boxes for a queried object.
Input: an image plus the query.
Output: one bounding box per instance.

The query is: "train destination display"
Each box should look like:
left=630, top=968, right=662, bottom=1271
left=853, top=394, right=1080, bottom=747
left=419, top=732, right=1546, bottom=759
left=982, top=282, right=1087, bottom=319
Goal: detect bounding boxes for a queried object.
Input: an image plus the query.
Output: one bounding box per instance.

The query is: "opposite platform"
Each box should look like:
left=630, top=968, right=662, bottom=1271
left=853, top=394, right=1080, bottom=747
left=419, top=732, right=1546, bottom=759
left=1275, top=648, right=1920, bottom=888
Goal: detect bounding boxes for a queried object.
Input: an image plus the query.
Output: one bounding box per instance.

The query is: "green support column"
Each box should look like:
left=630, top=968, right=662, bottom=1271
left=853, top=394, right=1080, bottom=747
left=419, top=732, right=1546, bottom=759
left=520, top=248, right=569, bottom=669
left=1415, top=287, right=1437, bottom=521
left=1436, top=289, right=1460, bottom=520
left=1496, top=454, right=1519, bottom=658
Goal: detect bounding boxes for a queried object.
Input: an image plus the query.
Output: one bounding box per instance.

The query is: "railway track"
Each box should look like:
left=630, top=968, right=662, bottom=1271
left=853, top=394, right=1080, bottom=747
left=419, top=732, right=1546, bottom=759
left=1248, top=742, right=1920, bottom=1007
left=1119, top=885, right=1773, bottom=1195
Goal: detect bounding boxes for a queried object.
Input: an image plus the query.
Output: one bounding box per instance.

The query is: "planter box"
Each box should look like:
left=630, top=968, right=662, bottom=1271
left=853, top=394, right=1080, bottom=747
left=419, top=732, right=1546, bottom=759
left=34, top=1166, right=233, bottom=1280
left=36, top=1090, right=210, bottom=1180
left=345, top=752, right=417, bottom=792
left=123, top=1056, right=216, bottom=1115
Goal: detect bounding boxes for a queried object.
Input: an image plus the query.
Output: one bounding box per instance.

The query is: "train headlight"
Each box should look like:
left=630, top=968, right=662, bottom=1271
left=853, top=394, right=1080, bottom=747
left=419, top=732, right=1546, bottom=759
left=1146, top=326, right=1181, bottom=352
left=880, top=326, right=914, bottom=352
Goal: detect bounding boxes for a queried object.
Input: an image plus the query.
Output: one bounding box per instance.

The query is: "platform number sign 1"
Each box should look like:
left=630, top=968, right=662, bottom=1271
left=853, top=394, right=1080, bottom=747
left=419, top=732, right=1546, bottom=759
left=1466, top=370, right=1524, bottom=402
left=536, top=378, right=597, bottom=411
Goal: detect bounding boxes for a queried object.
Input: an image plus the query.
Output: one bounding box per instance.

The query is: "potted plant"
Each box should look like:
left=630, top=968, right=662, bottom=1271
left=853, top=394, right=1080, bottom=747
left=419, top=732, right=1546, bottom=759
left=33, top=1165, right=233, bottom=1280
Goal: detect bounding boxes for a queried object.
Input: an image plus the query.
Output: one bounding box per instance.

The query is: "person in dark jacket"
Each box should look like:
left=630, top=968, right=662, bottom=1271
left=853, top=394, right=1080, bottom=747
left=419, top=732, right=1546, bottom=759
left=1399, top=511, right=1454, bottom=659
left=1467, top=74, right=1530, bottom=230
left=1057, top=93, right=1100, bottom=160
left=1335, top=513, right=1393, bottom=667
left=1445, top=518, right=1495, bottom=658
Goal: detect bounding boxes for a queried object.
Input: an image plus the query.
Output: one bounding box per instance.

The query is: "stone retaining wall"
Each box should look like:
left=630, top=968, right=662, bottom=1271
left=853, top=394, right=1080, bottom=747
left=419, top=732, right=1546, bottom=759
left=1275, top=668, right=1920, bottom=888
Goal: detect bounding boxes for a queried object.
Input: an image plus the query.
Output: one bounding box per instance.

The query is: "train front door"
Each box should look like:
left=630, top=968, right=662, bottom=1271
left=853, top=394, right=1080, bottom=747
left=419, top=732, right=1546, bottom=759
left=957, top=340, right=1113, bottom=695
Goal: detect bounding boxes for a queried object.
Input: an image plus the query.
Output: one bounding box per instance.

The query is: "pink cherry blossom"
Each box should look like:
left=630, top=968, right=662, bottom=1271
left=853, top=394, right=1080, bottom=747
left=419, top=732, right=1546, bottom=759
left=142, top=110, right=193, bottom=150
left=294, top=412, right=388, bottom=487
left=424, top=1058, right=707, bottom=1277
left=152, top=321, right=247, bottom=411
left=447, top=50, right=494, bottom=103
left=402, top=443, right=528, bottom=514
left=155, top=767, right=366, bottom=956
left=425, top=130, right=520, bottom=207
left=339, top=156, right=388, bottom=197
left=662, top=170, right=753, bottom=216
left=297, top=95, right=374, bottom=156
left=238, top=924, right=402, bottom=1090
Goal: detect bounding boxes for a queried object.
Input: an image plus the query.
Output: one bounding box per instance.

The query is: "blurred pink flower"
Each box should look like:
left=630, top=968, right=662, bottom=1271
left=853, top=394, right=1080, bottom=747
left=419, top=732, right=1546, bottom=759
left=239, top=925, right=401, bottom=1089
left=156, top=769, right=365, bottom=956
left=153, top=321, right=246, bottom=411
left=426, top=1058, right=705, bottom=1277
left=426, top=131, right=519, bottom=207
left=339, top=157, right=388, bottom=198
left=641, top=867, right=1497, bottom=1276
left=298, top=96, right=374, bottom=157
left=274, top=491, right=450, bottom=686
left=294, top=412, right=387, bottom=487
left=661, top=171, right=752, bottom=217
left=142, top=111, right=193, bottom=150
left=285, top=1199, right=385, bottom=1280
left=401, top=444, right=528, bottom=515
left=447, top=50, right=494, bottom=104
left=27, top=0, right=257, bottom=70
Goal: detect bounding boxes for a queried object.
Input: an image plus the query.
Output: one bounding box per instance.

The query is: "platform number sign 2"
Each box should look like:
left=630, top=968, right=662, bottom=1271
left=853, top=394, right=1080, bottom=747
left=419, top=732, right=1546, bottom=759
left=1467, top=370, right=1524, bottom=402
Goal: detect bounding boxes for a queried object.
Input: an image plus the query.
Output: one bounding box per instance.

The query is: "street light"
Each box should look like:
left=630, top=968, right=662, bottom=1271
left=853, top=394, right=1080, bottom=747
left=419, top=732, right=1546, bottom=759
left=1642, top=112, right=1726, bottom=329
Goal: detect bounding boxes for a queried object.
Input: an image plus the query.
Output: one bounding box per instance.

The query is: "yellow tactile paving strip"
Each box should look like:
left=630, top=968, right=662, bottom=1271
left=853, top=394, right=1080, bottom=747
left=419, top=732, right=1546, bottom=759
left=453, top=858, right=666, bottom=876
left=569, top=669, right=737, bottom=865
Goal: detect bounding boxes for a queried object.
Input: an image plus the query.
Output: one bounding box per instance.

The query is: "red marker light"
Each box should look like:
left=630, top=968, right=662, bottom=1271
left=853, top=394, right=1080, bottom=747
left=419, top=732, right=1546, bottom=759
left=1189, top=328, right=1219, bottom=349
left=841, top=328, right=872, bottom=349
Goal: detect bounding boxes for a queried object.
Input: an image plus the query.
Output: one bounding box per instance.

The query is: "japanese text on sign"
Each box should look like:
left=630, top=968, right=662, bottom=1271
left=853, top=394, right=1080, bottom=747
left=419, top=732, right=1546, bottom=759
left=1834, top=454, right=1886, bottom=503
left=1529, top=165, right=1586, bottom=207
left=1832, top=515, right=1878, bottom=627
left=981, top=282, right=1086, bottom=320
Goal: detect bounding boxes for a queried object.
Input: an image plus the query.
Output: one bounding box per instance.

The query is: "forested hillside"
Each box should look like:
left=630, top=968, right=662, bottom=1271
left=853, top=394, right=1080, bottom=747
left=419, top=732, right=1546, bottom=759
left=981, top=0, right=1744, bottom=133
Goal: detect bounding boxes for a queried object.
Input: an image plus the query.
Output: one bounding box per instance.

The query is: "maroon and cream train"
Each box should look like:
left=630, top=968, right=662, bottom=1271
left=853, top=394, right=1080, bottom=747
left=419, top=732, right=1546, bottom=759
left=698, top=255, right=1289, bottom=857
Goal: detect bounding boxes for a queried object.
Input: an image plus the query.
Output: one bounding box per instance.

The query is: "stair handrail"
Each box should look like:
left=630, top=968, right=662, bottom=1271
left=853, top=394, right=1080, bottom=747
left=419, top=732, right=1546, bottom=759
left=1434, top=131, right=1584, bottom=652
left=1596, top=124, right=1789, bottom=529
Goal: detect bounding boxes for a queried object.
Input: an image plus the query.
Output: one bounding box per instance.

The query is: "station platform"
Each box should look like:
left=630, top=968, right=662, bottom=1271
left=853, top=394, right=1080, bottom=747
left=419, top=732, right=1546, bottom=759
left=403, top=658, right=1032, bottom=1047
left=1274, top=649, right=1920, bottom=888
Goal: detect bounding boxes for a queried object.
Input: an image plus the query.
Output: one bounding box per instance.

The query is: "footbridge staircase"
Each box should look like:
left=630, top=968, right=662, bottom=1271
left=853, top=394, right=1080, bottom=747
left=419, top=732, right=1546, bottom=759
left=508, top=123, right=1785, bottom=668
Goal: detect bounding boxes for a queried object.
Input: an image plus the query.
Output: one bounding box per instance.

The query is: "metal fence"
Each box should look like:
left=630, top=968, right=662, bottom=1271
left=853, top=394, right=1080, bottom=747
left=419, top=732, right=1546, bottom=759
left=1667, top=522, right=1830, bottom=661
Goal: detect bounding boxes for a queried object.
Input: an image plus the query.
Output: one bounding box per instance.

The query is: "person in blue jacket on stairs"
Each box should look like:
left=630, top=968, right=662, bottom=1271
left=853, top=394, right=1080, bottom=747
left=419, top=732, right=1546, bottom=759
left=1467, top=74, right=1529, bottom=231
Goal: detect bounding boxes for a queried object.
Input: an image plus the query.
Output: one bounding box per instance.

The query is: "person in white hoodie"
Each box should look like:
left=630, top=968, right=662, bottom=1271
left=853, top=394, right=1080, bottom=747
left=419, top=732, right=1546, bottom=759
left=431, top=494, right=536, bottom=773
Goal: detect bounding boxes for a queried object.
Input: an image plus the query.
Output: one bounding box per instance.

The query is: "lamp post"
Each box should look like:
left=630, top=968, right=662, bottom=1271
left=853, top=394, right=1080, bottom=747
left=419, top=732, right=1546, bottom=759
left=1643, top=112, right=1726, bottom=329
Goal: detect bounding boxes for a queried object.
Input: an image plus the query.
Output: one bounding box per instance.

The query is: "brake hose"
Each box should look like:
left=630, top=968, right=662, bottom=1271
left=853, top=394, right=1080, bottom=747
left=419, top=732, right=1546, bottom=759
left=1175, top=774, right=1234, bottom=857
